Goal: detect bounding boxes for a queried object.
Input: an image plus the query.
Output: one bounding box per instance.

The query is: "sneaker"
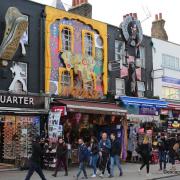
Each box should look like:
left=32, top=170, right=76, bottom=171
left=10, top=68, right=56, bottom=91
left=0, top=7, right=28, bottom=60
left=91, top=174, right=96, bottom=178
left=99, top=173, right=104, bottom=178
left=138, top=169, right=141, bottom=175
left=146, top=173, right=151, bottom=177
left=108, top=175, right=113, bottom=178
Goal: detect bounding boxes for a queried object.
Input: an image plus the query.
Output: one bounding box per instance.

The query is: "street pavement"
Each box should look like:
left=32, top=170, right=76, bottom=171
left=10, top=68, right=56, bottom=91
left=0, top=163, right=180, bottom=180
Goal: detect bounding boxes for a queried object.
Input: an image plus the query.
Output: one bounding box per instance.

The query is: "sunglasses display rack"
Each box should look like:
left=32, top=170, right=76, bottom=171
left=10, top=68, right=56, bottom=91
left=2, top=116, right=40, bottom=164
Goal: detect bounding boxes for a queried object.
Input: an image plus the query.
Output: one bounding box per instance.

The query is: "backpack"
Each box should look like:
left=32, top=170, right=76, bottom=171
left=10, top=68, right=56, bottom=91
left=83, top=145, right=91, bottom=162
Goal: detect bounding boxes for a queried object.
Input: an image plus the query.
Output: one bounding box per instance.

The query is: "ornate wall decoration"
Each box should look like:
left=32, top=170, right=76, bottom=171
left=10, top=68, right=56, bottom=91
left=45, top=6, right=107, bottom=99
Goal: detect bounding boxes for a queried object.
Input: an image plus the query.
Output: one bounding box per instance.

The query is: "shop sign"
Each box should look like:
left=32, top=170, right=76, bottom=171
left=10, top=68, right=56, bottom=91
left=0, top=93, right=46, bottom=109
left=51, top=106, right=67, bottom=116
left=48, top=111, right=63, bottom=142
left=139, top=106, right=159, bottom=116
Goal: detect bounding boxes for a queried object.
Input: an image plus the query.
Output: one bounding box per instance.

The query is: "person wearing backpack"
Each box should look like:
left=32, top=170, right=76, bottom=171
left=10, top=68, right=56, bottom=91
left=76, top=138, right=88, bottom=180
left=157, top=134, right=167, bottom=171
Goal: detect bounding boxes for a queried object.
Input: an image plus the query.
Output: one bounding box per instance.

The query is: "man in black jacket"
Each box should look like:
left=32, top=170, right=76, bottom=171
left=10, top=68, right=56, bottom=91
left=25, top=136, right=46, bottom=180
left=109, top=133, right=123, bottom=178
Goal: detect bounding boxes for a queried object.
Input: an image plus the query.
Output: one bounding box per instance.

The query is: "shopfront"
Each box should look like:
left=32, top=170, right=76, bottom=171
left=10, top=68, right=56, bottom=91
left=160, top=101, right=180, bottom=133
left=0, top=93, right=49, bottom=168
left=49, top=99, right=127, bottom=164
left=116, top=96, right=168, bottom=161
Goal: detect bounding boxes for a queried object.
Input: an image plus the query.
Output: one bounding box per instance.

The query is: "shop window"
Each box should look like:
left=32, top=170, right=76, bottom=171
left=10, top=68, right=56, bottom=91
left=82, top=30, right=95, bottom=57
left=162, top=86, right=180, bottom=100
left=115, top=40, right=125, bottom=64
left=116, top=78, right=125, bottom=95
left=137, top=81, right=145, bottom=97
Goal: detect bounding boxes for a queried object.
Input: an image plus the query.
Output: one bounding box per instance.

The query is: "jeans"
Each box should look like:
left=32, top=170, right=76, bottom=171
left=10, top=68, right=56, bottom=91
left=110, top=155, right=123, bottom=176
left=159, top=151, right=167, bottom=170
left=77, top=162, right=87, bottom=178
left=25, top=161, right=46, bottom=180
left=91, top=154, right=99, bottom=175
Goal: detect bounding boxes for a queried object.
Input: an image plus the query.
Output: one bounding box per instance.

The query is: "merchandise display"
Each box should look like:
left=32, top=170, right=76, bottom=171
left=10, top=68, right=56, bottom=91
left=1, top=115, right=40, bottom=165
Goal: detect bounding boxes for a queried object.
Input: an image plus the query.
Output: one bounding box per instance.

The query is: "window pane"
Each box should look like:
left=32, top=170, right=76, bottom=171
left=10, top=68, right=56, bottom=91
left=85, top=33, right=93, bottom=56
left=62, top=27, right=71, bottom=51
left=116, top=78, right=125, bottom=95
left=115, top=40, right=125, bottom=63
left=137, top=81, right=145, bottom=91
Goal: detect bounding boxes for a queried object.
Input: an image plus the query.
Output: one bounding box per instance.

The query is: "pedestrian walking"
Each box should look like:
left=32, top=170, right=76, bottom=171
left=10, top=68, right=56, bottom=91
left=109, top=132, right=123, bottom=178
left=52, top=137, right=68, bottom=177
left=90, top=136, right=99, bottom=178
left=168, top=134, right=177, bottom=171
left=76, top=138, right=89, bottom=180
left=25, top=136, right=47, bottom=180
left=138, top=136, right=152, bottom=176
left=99, top=132, right=111, bottom=178
left=157, top=133, right=168, bottom=171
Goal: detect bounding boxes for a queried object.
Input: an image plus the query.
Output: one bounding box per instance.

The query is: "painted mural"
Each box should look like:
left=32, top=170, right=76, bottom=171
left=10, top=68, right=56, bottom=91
left=45, top=6, right=107, bottom=99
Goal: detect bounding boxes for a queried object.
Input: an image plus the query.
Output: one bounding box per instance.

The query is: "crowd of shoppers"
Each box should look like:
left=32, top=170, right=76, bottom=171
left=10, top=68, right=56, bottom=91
left=24, top=132, right=180, bottom=180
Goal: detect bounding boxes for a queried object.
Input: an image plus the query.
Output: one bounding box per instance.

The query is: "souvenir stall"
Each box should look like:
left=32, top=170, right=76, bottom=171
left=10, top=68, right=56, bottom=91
left=50, top=99, right=128, bottom=164
left=0, top=94, right=49, bottom=169
left=0, top=115, right=41, bottom=167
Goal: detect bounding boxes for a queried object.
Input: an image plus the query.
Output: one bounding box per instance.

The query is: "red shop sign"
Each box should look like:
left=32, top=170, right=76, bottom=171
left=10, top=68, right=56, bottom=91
left=51, top=106, right=67, bottom=116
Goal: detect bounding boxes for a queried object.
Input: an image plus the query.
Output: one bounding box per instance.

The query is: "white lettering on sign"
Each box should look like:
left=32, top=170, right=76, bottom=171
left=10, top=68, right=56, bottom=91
left=0, top=95, right=35, bottom=105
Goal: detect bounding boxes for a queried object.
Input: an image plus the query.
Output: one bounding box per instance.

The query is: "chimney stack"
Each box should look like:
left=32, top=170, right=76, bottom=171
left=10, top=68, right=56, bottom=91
left=151, top=13, right=168, bottom=41
left=69, top=0, right=92, bottom=18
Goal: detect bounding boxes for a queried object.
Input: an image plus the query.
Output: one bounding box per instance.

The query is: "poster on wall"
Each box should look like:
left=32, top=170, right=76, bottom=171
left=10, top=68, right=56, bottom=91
left=48, top=111, right=62, bottom=142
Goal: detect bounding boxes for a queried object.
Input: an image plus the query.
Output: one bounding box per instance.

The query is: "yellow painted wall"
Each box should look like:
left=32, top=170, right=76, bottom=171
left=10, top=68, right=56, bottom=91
left=45, top=6, right=108, bottom=95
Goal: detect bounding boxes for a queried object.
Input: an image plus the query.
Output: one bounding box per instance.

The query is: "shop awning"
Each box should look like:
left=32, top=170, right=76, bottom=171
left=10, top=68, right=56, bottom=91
left=119, top=96, right=168, bottom=108
left=53, top=99, right=127, bottom=115
left=168, top=103, right=180, bottom=110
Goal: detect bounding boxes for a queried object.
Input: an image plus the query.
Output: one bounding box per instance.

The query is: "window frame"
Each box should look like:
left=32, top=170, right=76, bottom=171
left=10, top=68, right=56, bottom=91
left=137, top=81, right=145, bottom=97
left=58, top=68, right=73, bottom=95
left=82, top=30, right=95, bottom=58
left=59, top=25, right=74, bottom=52
left=162, top=53, right=180, bottom=71
left=115, top=78, right=125, bottom=95
left=115, top=40, right=126, bottom=64
left=139, top=46, right=145, bottom=68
